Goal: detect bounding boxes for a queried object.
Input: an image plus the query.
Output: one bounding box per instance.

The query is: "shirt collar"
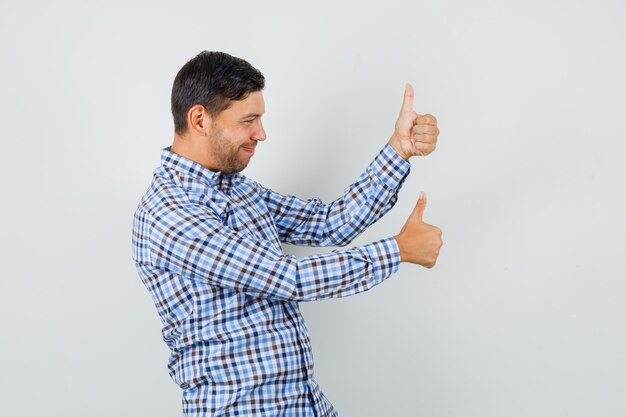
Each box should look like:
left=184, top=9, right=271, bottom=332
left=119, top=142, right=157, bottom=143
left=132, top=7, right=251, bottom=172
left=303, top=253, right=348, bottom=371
left=160, top=147, right=242, bottom=192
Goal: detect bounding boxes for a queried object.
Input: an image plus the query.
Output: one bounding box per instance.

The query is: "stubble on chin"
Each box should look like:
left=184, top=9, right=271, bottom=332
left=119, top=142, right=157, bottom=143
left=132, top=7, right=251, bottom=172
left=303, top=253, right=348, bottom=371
left=209, top=125, right=247, bottom=174
left=224, top=150, right=246, bottom=173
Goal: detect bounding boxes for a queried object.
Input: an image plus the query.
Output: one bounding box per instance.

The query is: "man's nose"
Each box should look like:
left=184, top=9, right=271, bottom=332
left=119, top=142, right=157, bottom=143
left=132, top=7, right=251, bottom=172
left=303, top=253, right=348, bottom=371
left=253, top=120, right=267, bottom=141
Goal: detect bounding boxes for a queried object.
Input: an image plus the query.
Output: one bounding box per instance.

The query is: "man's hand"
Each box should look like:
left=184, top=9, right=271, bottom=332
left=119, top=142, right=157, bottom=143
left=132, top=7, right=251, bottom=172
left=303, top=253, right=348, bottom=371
left=394, top=192, right=443, bottom=268
left=389, top=83, right=440, bottom=160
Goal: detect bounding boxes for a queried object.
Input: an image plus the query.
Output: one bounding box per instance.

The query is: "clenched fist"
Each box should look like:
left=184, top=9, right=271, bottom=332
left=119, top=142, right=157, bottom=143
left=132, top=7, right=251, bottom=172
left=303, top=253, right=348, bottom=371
left=394, top=192, right=443, bottom=268
left=389, top=83, right=439, bottom=160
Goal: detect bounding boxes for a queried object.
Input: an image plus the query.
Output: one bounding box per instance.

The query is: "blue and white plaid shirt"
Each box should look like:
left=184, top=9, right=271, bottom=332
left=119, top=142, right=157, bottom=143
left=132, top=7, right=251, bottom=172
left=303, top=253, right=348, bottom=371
left=132, top=142, right=411, bottom=416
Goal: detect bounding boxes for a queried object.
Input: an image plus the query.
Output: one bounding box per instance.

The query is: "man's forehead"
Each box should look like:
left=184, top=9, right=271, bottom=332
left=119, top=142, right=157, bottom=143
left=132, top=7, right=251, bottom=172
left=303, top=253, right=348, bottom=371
left=228, top=91, right=265, bottom=116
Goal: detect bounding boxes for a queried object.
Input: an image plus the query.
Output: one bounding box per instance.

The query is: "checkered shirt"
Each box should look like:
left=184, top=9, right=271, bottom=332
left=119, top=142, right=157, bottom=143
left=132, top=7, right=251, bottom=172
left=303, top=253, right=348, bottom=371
left=131, top=142, right=411, bottom=416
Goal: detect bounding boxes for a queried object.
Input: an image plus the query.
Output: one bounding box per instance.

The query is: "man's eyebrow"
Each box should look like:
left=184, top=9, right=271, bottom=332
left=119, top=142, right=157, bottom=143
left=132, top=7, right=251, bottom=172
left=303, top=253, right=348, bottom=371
left=240, top=112, right=263, bottom=119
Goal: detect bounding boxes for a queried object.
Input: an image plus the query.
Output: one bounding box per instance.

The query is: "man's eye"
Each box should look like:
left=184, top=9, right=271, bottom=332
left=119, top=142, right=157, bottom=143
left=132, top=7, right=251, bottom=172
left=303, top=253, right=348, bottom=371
left=244, top=119, right=254, bottom=124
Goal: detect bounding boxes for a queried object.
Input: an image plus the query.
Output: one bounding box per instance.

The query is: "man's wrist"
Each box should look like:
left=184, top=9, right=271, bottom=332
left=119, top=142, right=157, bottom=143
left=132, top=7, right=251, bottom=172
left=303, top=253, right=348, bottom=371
left=393, top=235, right=405, bottom=263
left=388, top=133, right=411, bottom=161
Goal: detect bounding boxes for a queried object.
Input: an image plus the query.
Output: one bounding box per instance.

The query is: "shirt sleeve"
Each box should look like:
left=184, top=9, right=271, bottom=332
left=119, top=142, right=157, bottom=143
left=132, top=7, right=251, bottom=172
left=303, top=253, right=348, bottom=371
left=256, top=142, right=411, bottom=247
left=143, top=199, right=402, bottom=302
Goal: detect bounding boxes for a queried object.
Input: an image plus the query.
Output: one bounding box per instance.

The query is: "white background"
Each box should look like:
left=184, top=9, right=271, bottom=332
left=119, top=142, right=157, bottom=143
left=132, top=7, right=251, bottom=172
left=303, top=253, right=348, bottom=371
left=1, top=0, right=625, bottom=416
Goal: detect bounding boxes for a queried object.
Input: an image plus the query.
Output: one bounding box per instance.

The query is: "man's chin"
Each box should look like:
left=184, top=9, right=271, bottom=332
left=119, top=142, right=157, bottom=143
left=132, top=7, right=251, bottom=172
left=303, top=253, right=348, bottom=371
left=224, top=162, right=248, bottom=174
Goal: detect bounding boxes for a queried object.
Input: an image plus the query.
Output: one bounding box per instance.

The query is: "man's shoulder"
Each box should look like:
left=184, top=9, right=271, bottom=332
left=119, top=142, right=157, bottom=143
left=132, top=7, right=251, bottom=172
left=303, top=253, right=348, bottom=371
left=136, top=166, right=198, bottom=217
left=237, top=174, right=272, bottom=196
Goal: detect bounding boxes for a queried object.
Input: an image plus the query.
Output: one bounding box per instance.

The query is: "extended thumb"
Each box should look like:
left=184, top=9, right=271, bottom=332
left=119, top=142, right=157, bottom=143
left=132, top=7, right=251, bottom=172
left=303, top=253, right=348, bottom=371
left=413, top=191, right=427, bottom=221
left=400, top=83, right=414, bottom=114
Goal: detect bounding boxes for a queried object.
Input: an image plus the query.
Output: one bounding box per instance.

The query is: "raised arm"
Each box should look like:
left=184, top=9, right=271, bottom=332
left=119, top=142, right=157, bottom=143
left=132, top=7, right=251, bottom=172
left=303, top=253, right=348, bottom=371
left=256, top=142, right=411, bottom=247
left=257, top=83, right=440, bottom=248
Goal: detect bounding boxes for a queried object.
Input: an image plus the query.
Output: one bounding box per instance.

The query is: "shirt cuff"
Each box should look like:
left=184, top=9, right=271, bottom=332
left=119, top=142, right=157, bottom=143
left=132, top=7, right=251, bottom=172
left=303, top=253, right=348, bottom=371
left=369, top=143, right=412, bottom=192
left=362, top=235, right=402, bottom=281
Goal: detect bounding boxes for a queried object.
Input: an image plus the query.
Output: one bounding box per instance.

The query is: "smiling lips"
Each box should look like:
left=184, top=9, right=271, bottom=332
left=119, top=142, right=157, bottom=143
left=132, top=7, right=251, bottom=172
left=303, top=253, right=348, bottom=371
left=242, top=145, right=255, bottom=154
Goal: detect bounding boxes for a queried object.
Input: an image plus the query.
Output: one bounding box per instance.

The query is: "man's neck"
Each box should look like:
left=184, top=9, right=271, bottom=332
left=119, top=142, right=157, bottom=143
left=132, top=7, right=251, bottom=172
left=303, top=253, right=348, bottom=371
left=171, top=134, right=219, bottom=171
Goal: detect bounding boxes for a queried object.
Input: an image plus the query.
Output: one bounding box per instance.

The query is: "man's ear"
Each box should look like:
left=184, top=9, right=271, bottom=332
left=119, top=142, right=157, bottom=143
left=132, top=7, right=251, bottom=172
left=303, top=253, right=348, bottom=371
left=187, top=104, right=212, bottom=136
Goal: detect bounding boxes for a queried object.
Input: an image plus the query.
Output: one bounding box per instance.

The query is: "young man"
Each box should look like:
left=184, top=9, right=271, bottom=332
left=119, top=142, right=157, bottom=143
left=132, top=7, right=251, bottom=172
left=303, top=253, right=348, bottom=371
left=132, top=50, right=442, bottom=416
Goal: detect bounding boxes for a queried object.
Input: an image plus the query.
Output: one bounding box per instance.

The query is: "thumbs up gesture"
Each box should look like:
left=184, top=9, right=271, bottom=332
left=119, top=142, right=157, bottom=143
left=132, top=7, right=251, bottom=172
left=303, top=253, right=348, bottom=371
left=390, top=83, right=439, bottom=160
left=394, top=192, right=443, bottom=268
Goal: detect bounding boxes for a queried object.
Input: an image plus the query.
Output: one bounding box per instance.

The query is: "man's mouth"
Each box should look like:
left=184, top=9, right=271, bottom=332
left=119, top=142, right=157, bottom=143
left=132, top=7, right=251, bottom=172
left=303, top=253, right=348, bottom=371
left=242, top=146, right=255, bottom=154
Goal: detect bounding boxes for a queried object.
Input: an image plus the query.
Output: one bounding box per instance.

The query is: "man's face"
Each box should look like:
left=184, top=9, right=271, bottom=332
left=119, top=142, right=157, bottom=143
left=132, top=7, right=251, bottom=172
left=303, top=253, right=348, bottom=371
left=207, top=91, right=266, bottom=174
